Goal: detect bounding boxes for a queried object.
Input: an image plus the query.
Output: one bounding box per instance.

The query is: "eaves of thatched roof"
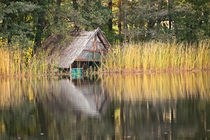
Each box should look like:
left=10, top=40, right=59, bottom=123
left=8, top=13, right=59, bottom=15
left=57, top=27, right=110, bottom=68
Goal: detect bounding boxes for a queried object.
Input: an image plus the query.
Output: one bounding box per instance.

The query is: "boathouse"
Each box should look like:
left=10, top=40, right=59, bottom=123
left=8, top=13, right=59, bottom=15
left=43, top=27, right=110, bottom=70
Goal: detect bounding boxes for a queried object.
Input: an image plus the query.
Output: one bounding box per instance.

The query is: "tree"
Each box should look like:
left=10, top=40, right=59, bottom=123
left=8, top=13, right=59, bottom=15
left=0, top=1, right=38, bottom=46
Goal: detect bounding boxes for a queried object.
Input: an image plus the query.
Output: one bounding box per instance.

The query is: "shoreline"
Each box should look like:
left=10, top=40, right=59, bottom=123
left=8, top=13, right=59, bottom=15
left=0, top=68, right=209, bottom=78
left=99, top=68, right=210, bottom=74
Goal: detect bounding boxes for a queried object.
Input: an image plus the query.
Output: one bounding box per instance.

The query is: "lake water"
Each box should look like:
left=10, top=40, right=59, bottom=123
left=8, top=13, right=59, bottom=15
left=0, top=72, right=210, bottom=140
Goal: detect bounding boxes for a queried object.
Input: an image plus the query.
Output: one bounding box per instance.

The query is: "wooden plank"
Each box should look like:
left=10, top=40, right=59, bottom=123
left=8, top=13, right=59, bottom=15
left=89, top=41, right=103, bottom=44
left=97, top=31, right=110, bottom=49
left=83, top=49, right=107, bottom=52
left=74, top=59, right=101, bottom=62
left=93, top=35, right=97, bottom=59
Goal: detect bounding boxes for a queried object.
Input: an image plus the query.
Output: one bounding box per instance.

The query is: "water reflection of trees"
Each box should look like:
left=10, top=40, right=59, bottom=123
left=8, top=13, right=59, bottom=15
left=0, top=72, right=209, bottom=139
left=103, top=72, right=210, bottom=139
left=107, top=99, right=210, bottom=139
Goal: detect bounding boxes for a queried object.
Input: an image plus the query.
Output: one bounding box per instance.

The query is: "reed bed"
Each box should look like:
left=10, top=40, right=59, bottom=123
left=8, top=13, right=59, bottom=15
left=101, top=41, right=210, bottom=73
left=0, top=46, right=57, bottom=76
left=1, top=41, right=209, bottom=76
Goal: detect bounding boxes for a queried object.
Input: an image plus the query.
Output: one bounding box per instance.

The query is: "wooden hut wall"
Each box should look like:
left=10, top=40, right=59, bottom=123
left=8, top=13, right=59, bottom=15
left=75, top=35, right=106, bottom=61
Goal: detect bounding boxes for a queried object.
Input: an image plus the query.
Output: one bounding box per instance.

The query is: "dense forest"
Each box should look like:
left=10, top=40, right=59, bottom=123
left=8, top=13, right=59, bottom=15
left=1, top=0, right=209, bottom=49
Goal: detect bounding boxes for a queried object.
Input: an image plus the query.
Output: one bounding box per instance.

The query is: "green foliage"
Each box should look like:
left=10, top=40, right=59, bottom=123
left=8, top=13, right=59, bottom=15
left=172, top=0, right=210, bottom=41
left=125, top=0, right=210, bottom=42
left=79, top=0, right=111, bottom=30
left=0, top=0, right=209, bottom=55
left=0, top=1, right=39, bottom=45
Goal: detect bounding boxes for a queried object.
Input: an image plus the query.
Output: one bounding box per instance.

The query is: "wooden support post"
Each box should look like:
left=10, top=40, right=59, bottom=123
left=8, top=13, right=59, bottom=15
left=70, top=64, right=72, bottom=80
left=93, top=35, right=97, bottom=59
left=100, top=50, right=103, bottom=63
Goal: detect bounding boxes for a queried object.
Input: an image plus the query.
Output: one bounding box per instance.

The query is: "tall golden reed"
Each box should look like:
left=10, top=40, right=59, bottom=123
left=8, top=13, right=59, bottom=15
left=0, top=45, right=56, bottom=76
left=101, top=41, right=210, bottom=73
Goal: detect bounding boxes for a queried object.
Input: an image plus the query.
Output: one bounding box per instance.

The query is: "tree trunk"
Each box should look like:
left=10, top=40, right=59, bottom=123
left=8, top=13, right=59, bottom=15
left=157, top=0, right=163, bottom=28
left=34, top=17, right=44, bottom=53
left=34, top=0, right=47, bottom=53
left=34, top=8, right=45, bottom=53
left=168, top=0, right=172, bottom=30
left=72, top=0, right=78, bottom=10
left=123, top=0, right=128, bottom=44
left=108, top=0, right=113, bottom=31
left=118, top=0, right=122, bottom=37
left=54, top=0, right=61, bottom=24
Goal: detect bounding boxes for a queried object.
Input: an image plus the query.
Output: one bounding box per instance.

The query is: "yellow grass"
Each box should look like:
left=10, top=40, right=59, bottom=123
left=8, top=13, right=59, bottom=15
left=0, top=45, right=56, bottom=76
left=101, top=41, right=210, bottom=73
left=1, top=40, right=209, bottom=76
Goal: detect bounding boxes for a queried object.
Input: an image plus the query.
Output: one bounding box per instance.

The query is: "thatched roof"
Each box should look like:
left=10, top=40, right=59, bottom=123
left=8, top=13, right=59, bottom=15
left=43, top=27, right=110, bottom=68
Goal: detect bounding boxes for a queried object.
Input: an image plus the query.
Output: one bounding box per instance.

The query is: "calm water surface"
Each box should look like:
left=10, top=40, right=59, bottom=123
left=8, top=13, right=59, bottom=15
left=0, top=72, right=210, bottom=140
